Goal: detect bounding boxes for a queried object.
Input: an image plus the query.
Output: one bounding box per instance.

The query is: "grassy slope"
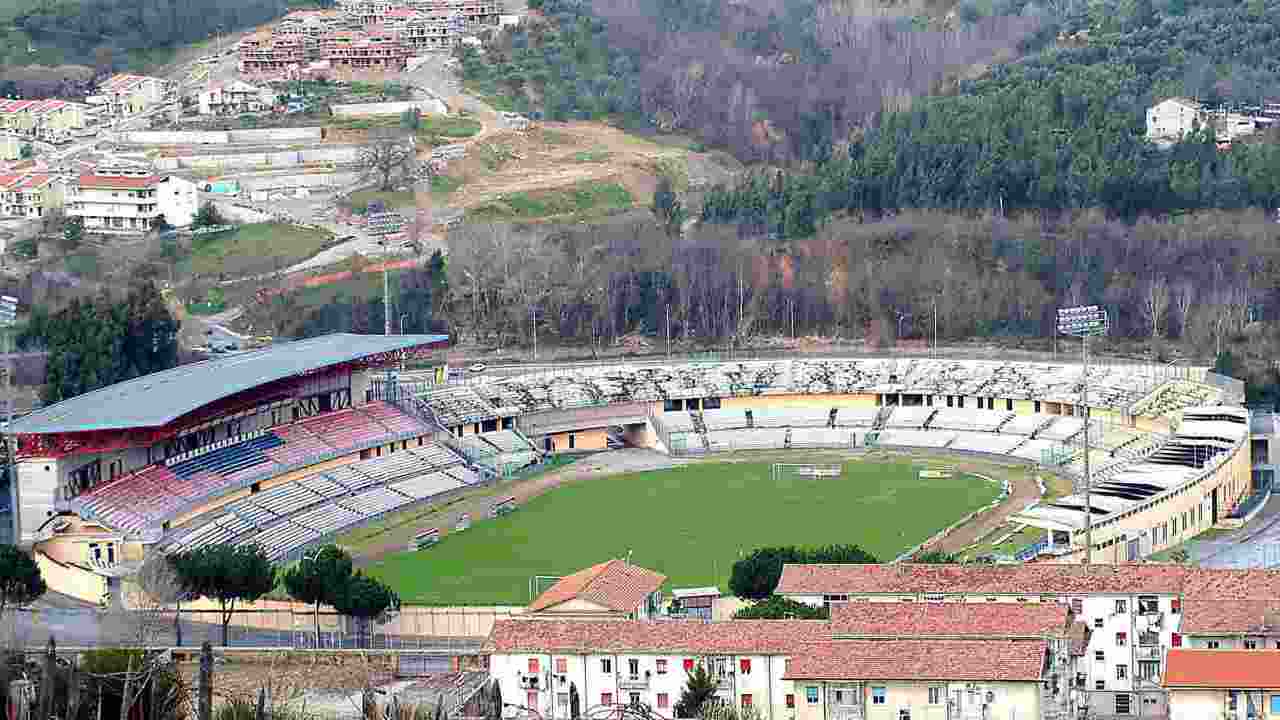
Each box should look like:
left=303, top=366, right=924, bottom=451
left=363, top=458, right=1001, bottom=605
left=188, top=223, right=333, bottom=277
left=468, top=182, right=633, bottom=222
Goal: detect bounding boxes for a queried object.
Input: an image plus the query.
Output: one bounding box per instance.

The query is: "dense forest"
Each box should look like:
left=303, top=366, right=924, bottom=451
left=0, top=0, right=287, bottom=71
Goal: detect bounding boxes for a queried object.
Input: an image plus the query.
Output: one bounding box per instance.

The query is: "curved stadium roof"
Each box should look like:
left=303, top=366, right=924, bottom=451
left=8, top=333, right=448, bottom=435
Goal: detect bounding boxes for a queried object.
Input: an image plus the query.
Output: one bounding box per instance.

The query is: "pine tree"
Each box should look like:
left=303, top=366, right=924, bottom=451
left=675, top=663, right=717, bottom=719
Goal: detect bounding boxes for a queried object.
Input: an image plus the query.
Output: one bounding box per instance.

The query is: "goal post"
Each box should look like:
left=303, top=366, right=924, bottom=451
left=529, top=575, right=564, bottom=603
left=771, top=463, right=843, bottom=482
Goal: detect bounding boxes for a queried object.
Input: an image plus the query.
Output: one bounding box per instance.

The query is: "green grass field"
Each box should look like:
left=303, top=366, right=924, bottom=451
left=188, top=223, right=333, bottom=277
left=467, top=182, right=633, bottom=222
left=363, top=458, right=1000, bottom=605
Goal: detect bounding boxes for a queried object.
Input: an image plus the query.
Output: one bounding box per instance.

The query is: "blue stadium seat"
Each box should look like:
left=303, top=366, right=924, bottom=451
left=170, top=434, right=285, bottom=479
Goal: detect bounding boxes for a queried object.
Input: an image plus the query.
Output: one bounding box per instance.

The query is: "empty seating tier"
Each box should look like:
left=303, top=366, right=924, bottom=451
left=927, top=408, right=1013, bottom=433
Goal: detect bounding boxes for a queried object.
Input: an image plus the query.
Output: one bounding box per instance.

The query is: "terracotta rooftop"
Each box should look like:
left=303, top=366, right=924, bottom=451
left=486, top=619, right=830, bottom=654
left=828, top=601, right=1070, bottom=637
left=1164, top=649, right=1280, bottom=689
left=77, top=174, right=158, bottom=189
left=785, top=640, right=1048, bottom=682
left=1180, top=598, right=1280, bottom=635
left=776, top=563, right=1205, bottom=596
left=528, top=559, right=666, bottom=613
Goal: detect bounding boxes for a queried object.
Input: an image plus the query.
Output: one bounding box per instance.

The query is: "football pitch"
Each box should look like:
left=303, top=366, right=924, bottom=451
left=364, top=458, right=1002, bottom=605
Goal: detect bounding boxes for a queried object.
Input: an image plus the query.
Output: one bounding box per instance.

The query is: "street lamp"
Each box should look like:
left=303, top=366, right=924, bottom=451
left=1057, top=305, right=1109, bottom=565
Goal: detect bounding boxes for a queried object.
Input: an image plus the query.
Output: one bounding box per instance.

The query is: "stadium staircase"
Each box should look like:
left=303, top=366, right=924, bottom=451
left=871, top=406, right=892, bottom=431
left=827, top=408, right=838, bottom=428
left=690, top=411, right=711, bottom=452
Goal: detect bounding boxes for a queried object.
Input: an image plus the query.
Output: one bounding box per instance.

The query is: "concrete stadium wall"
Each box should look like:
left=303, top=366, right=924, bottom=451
left=120, top=130, right=231, bottom=144
left=720, top=393, right=879, bottom=410
left=544, top=427, right=608, bottom=453
left=331, top=99, right=447, bottom=117
left=228, top=127, right=323, bottom=143
left=156, top=146, right=361, bottom=170
left=240, top=172, right=355, bottom=192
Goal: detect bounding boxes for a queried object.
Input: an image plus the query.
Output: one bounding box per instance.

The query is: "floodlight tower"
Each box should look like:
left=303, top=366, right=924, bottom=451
left=1057, top=305, right=1109, bottom=565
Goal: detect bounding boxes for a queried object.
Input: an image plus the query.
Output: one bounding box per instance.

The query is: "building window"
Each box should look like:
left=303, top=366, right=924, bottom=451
left=1171, top=633, right=1182, bottom=647
left=601, top=659, right=612, bottom=674
left=871, top=688, right=886, bottom=705
left=898, top=711, right=910, bottom=720
left=1138, top=661, right=1159, bottom=681
left=1094, top=618, right=1103, bottom=629
left=1115, top=694, right=1131, bottom=715
left=629, top=694, right=640, bottom=708
left=1116, top=665, right=1127, bottom=680
left=1207, top=640, right=1221, bottom=649
left=526, top=692, right=537, bottom=710
left=628, top=659, right=640, bottom=679
left=805, top=687, right=819, bottom=704
left=740, top=695, right=752, bottom=708
left=1095, top=651, right=1104, bottom=662
left=1137, top=596, right=1159, bottom=614
left=739, top=659, right=751, bottom=674
left=555, top=658, right=567, bottom=674
left=1115, top=599, right=1127, bottom=614
left=785, top=695, right=795, bottom=709
left=1246, top=640, right=1259, bottom=650
left=683, top=659, right=694, bottom=672
left=656, top=659, right=667, bottom=675
left=928, top=687, right=943, bottom=705
left=528, top=659, right=540, bottom=674
left=1271, top=695, right=1280, bottom=715
left=1070, top=598, right=1083, bottom=614
left=1116, top=632, right=1127, bottom=647
left=557, top=694, right=568, bottom=713
left=1171, top=598, right=1181, bottom=614
left=601, top=694, right=612, bottom=706
left=1139, top=631, right=1158, bottom=647
left=1075, top=673, right=1086, bottom=688
left=1095, top=681, right=1105, bottom=691
left=657, top=694, right=669, bottom=710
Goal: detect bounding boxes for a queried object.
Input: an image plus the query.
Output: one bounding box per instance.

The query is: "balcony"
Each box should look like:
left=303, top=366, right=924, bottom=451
left=618, top=677, right=649, bottom=691
left=1136, top=646, right=1162, bottom=660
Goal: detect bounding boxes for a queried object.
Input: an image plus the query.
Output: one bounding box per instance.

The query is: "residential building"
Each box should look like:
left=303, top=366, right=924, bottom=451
left=197, top=81, right=279, bottom=116
left=337, top=0, right=499, bottom=30
left=385, top=8, right=466, bottom=52
left=274, top=9, right=348, bottom=55
left=668, top=587, right=720, bottom=620
left=0, top=134, right=21, bottom=161
left=0, top=174, right=63, bottom=218
left=527, top=558, right=666, bottom=619
left=238, top=33, right=308, bottom=77
left=1147, top=98, right=1205, bottom=141
left=93, top=74, right=168, bottom=119
left=0, top=99, right=86, bottom=143
left=1163, top=649, right=1280, bottom=720
left=66, top=171, right=196, bottom=235
left=323, top=28, right=411, bottom=72
left=486, top=605, right=1070, bottom=720
left=776, top=563, right=1280, bottom=719
left=1179, top=598, right=1280, bottom=650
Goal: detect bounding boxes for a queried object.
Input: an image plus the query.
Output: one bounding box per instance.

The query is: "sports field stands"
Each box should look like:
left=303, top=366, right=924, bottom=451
left=948, top=432, right=1024, bottom=455
left=876, top=429, right=955, bottom=448
left=417, top=385, right=504, bottom=427
left=166, top=442, right=473, bottom=560
left=884, top=406, right=937, bottom=429
left=1038, top=416, right=1086, bottom=441
left=789, top=427, right=857, bottom=448
left=1000, top=413, right=1058, bottom=436
left=1130, top=380, right=1222, bottom=419
left=926, top=408, right=1013, bottom=433
left=1010, top=438, right=1060, bottom=462
left=77, top=403, right=435, bottom=534
left=658, top=412, right=697, bottom=432
left=702, top=409, right=749, bottom=430
left=705, top=428, right=790, bottom=452
left=751, top=408, right=831, bottom=428
left=834, top=407, right=880, bottom=427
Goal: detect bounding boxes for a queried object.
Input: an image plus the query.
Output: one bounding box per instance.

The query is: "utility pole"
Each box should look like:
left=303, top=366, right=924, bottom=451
left=932, top=297, right=937, bottom=359
left=531, top=305, right=536, bottom=361
left=1057, top=305, right=1109, bottom=565
left=665, top=304, right=671, bottom=360
left=0, top=296, right=16, bottom=544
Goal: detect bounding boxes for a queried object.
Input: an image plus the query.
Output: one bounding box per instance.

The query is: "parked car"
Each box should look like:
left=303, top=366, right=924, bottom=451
left=469, top=363, right=487, bottom=373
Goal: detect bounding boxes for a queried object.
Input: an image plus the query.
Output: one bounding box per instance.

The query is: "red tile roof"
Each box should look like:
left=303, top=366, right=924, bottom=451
left=0, top=174, right=23, bottom=189
left=77, top=174, right=157, bottom=189
left=528, top=559, right=666, bottom=613
left=828, top=601, right=1070, bottom=637
left=785, top=640, right=1048, bottom=682
left=13, top=174, right=53, bottom=191
left=1180, top=599, right=1280, bottom=634
left=1164, top=649, right=1280, bottom=689
left=486, top=619, right=830, bottom=654
left=776, top=563, right=1200, bottom=596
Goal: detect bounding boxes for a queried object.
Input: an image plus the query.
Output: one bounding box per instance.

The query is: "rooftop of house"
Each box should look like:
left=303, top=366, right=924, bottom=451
left=486, top=619, right=830, bottom=655
left=528, top=558, right=667, bottom=613
left=828, top=600, right=1071, bottom=637
left=1164, top=649, right=1280, bottom=689
left=784, top=639, right=1048, bottom=682
left=76, top=173, right=159, bottom=189
left=1180, top=598, right=1280, bottom=635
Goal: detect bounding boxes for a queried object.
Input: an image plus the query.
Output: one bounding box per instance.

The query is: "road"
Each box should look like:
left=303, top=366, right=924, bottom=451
left=1191, top=495, right=1280, bottom=568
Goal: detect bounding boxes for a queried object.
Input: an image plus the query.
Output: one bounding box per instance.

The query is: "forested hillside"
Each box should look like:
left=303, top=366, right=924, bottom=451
left=0, top=0, right=287, bottom=70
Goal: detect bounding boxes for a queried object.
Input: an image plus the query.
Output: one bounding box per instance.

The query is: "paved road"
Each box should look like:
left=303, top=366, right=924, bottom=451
left=1189, top=495, right=1280, bottom=568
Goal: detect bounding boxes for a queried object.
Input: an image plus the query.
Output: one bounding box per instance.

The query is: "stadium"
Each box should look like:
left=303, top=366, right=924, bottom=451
left=3, top=332, right=1257, bottom=604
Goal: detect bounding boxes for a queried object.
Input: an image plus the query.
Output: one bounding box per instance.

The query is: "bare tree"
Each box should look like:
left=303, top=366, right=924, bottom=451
left=1141, top=274, right=1170, bottom=339
left=359, top=136, right=416, bottom=192
left=130, top=553, right=185, bottom=646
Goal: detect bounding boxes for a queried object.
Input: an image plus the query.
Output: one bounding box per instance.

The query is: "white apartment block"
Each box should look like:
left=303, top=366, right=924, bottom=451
left=93, top=74, right=169, bottom=120
left=1146, top=98, right=1204, bottom=141
left=197, top=81, right=278, bottom=116
left=67, top=171, right=197, bottom=235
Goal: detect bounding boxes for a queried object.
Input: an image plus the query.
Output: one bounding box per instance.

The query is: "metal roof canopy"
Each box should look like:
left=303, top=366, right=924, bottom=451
left=9, top=333, right=447, bottom=435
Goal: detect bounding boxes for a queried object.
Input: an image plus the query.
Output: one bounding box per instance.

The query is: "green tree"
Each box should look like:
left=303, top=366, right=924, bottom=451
left=674, top=663, right=716, bottom=718
left=400, top=107, right=422, bottom=131
left=282, top=544, right=352, bottom=646
left=61, top=216, right=84, bottom=252
left=0, top=545, right=46, bottom=615
left=732, top=595, right=828, bottom=620
left=19, top=144, right=31, bottom=160
left=171, top=544, right=275, bottom=646
left=729, top=545, right=878, bottom=600
left=911, top=550, right=961, bottom=563
left=192, top=202, right=225, bottom=229
left=332, top=571, right=399, bottom=647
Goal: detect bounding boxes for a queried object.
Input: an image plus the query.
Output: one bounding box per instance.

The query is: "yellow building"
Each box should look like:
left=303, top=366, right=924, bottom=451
left=1164, top=649, right=1280, bottom=720
left=0, top=173, right=64, bottom=218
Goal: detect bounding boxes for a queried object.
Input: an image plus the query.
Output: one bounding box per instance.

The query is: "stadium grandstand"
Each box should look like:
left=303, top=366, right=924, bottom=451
left=6, top=346, right=1263, bottom=600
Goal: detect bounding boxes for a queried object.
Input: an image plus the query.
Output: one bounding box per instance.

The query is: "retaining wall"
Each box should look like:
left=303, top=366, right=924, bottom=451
left=331, top=99, right=448, bottom=117
left=119, top=127, right=324, bottom=145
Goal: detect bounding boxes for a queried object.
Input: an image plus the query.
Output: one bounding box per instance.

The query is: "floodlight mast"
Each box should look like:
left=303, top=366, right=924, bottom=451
left=1057, top=306, right=1109, bottom=565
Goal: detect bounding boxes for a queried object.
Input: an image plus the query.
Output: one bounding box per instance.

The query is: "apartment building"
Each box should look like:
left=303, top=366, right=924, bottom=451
left=323, top=28, right=411, bottom=72
left=1179, top=598, right=1280, bottom=650
left=93, top=74, right=168, bottom=120
left=197, top=81, right=278, bottom=116
left=0, top=99, right=87, bottom=143
left=383, top=8, right=466, bottom=52
left=487, top=608, right=1066, bottom=720
left=337, top=0, right=499, bottom=29
left=275, top=8, right=348, bottom=54
left=526, top=558, right=666, bottom=620
left=0, top=134, right=21, bottom=161
left=238, top=33, right=308, bottom=77
left=0, top=174, right=63, bottom=218
left=66, top=171, right=197, bottom=235
left=776, top=563, right=1280, bottom=719
left=1163, top=649, right=1280, bottom=720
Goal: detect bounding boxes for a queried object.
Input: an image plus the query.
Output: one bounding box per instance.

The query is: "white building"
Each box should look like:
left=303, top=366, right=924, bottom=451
left=67, top=170, right=197, bottom=235
left=1146, top=97, right=1205, bottom=142
left=196, top=81, right=278, bottom=116
left=94, top=74, right=169, bottom=120
left=1163, top=649, right=1280, bottom=720
left=526, top=558, right=666, bottom=620
left=776, top=563, right=1280, bottom=719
